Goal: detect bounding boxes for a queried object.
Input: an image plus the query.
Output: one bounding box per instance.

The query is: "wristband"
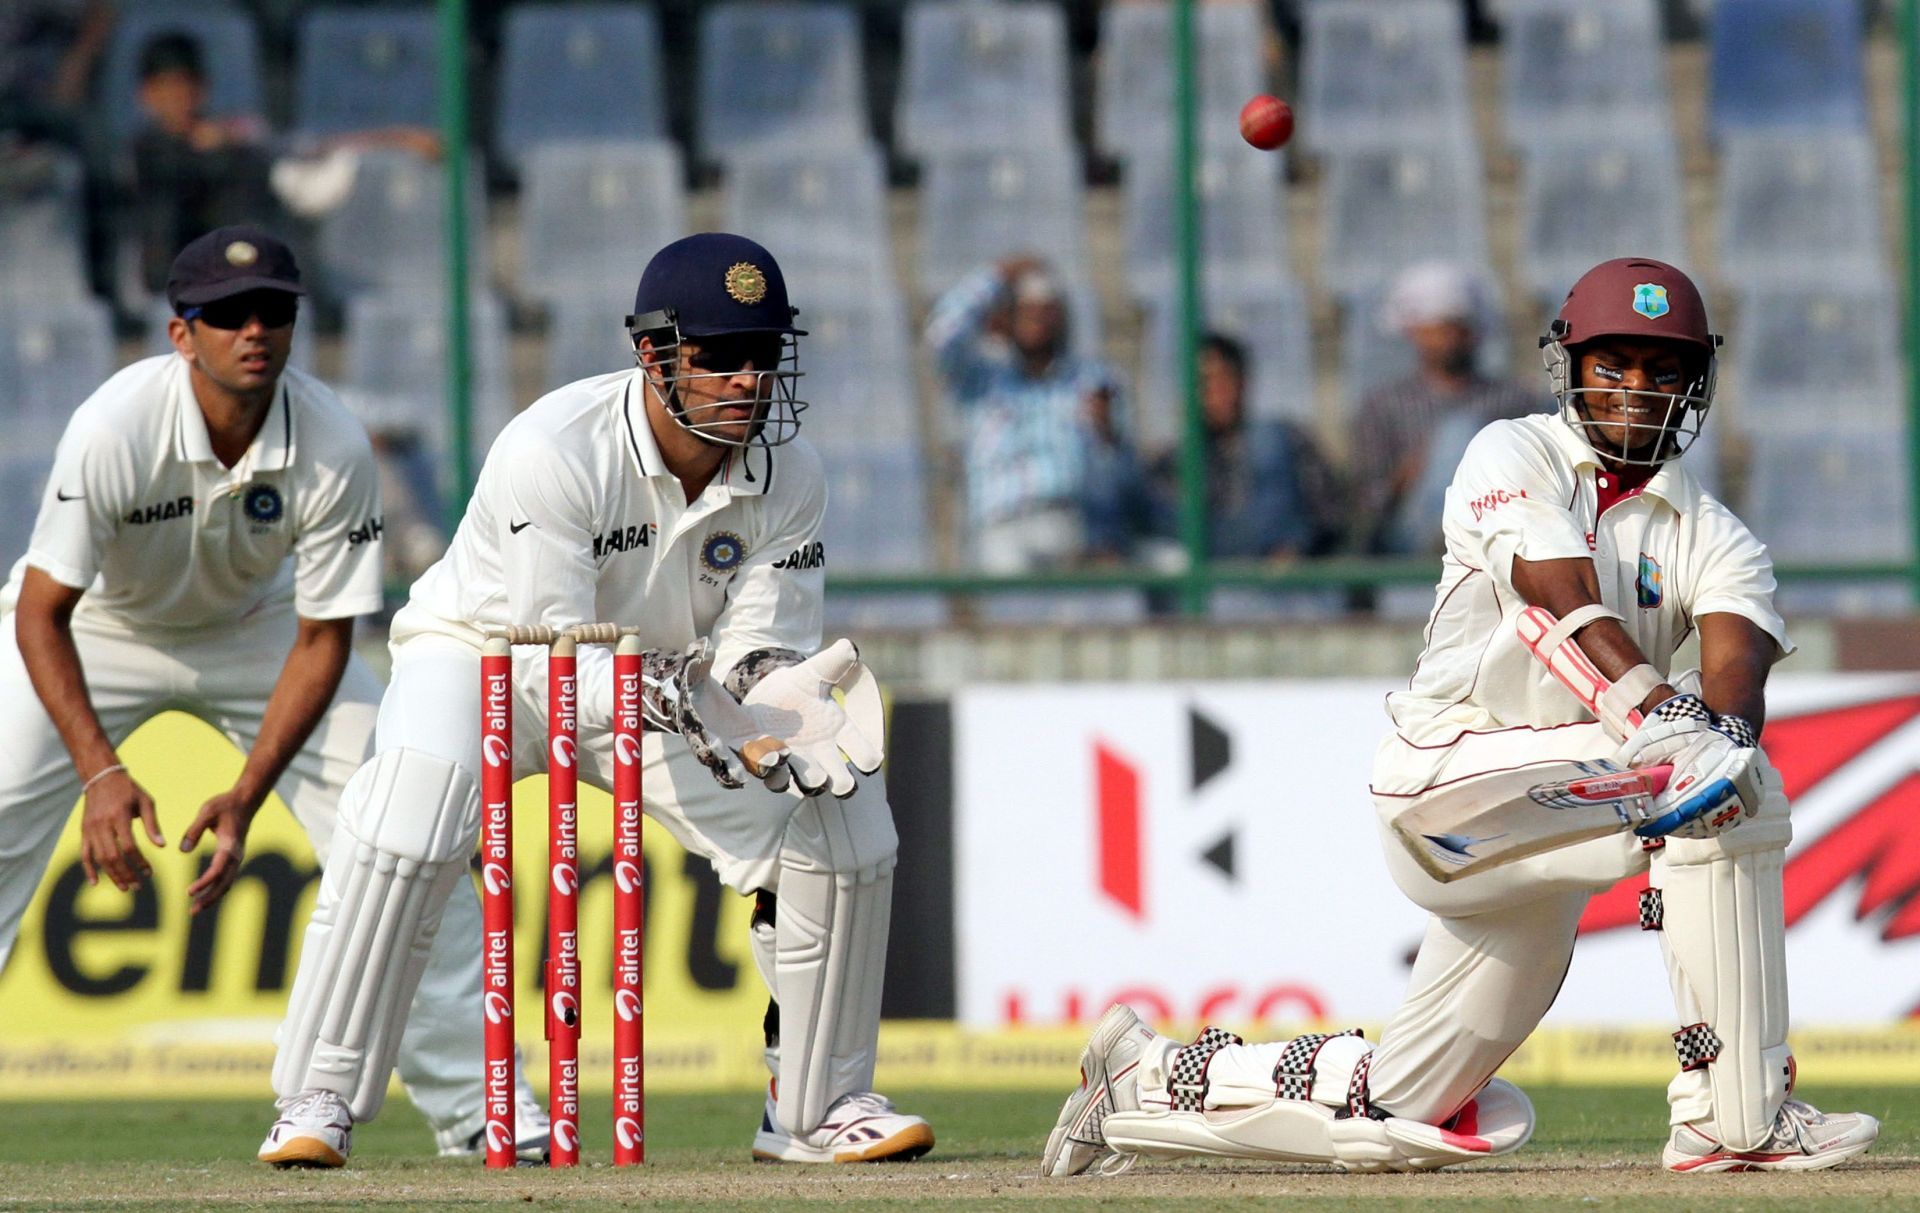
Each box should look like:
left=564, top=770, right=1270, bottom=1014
left=82, top=763, right=127, bottom=793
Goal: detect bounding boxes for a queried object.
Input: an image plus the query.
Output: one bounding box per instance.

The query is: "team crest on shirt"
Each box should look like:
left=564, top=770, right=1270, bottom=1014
left=243, top=484, right=284, bottom=524
left=701, top=530, right=747, bottom=573
left=1636, top=552, right=1663, bottom=608
left=1632, top=283, right=1670, bottom=320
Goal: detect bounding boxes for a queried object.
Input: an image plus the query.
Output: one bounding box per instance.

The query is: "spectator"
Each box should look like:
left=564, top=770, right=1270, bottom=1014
left=1147, top=332, right=1341, bottom=561
left=0, top=0, right=111, bottom=149
left=1350, top=261, right=1545, bottom=554
left=926, top=255, right=1139, bottom=571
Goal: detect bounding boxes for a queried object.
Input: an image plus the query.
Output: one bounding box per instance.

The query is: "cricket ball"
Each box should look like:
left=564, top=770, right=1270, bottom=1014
left=1239, top=94, right=1294, bottom=151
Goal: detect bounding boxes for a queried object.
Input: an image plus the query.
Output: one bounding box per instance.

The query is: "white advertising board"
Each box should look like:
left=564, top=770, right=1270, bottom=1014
left=954, top=675, right=1920, bottom=1028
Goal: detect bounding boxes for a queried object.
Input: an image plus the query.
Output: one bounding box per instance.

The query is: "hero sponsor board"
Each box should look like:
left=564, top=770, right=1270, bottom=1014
left=954, top=676, right=1920, bottom=1031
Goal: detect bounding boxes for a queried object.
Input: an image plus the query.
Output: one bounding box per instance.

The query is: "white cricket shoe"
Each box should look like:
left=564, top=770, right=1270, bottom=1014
left=438, top=1089, right=553, bottom=1163
left=1663, top=1099, right=1879, bottom=1173
left=752, top=1088, right=935, bottom=1163
left=257, top=1089, right=353, bottom=1168
left=1041, top=1003, right=1163, bottom=1177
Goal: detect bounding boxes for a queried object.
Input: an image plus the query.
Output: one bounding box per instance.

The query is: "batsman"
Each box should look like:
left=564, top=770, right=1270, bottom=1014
left=262, top=233, right=932, bottom=1166
left=1046, top=258, right=1878, bottom=1176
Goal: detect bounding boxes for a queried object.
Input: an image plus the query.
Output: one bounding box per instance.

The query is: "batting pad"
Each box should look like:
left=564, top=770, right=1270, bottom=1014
left=273, top=748, right=480, bottom=1122
left=1655, top=761, right=1793, bottom=1151
left=773, top=788, right=898, bottom=1134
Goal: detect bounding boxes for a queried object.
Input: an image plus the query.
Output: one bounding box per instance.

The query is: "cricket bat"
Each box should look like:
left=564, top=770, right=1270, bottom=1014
left=1391, top=760, right=1673, bottom=883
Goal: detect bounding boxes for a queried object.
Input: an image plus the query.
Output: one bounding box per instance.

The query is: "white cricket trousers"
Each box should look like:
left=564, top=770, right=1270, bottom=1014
left=1366, top=721, right=1650, bottom=1122
left=0, top=609, right=495, bottom=1141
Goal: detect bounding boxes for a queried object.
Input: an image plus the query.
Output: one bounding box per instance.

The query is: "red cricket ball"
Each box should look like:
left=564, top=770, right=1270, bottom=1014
left=1239, top=94, right=1294, bottom=151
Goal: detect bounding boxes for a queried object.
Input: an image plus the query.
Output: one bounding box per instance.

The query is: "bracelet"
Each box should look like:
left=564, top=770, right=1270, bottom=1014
left=81, top=763, right=127, bottom=794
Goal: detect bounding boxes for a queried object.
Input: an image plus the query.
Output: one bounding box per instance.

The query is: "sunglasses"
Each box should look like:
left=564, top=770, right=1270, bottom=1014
left=184, top=293, right=299, bottom=330
left=685, top=334, right=785, bottom=374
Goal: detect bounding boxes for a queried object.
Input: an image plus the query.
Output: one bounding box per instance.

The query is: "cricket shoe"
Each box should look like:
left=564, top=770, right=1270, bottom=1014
left=752, top=1089, right=935, bottom=1163
left=1041, top=1003, right=1167, bottom=1177
left=1663, top=1099, right=1879, bottom=1173
left=438, top=1088, right=553, bottom=1163
left=258, top=1089, right=353, bottom=1168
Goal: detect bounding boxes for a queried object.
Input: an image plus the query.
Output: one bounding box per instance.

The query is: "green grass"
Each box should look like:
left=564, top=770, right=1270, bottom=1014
left=0, top=1085, right=1914, bottom=1211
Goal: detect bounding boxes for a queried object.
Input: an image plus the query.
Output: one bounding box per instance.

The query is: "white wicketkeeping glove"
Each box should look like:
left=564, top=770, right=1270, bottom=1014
left=689, top=640, right=885, bottom=798
left=1615, top=694, right=1763, bottom=840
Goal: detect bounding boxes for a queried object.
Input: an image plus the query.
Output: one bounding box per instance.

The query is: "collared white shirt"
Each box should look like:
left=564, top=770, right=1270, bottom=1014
left=1387, top=413, right=1791, bottom=746
left=3, top=355, right=384, bottom=629
left=391, top=370, right=827, bottom=685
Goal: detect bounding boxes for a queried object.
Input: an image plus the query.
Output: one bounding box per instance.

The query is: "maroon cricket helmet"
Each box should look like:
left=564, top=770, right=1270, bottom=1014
left=1547, top=257, right=1718, bottom=353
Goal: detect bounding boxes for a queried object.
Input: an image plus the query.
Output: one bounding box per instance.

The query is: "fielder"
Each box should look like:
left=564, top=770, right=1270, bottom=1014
left=1044, top=258, right=1879, bottom=1176
left=261, top=233, right=934, bottom=1166
left=0, top=226, right=545, bottom=1160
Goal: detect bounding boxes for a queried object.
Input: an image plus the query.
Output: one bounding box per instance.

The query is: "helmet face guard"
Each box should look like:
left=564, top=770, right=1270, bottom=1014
left=1541, top=323, right=1716, bottom=469
left=626, top=307, right=806, bottom=450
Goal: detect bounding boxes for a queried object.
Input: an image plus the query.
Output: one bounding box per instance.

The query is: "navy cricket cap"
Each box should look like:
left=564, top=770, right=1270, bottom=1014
left=167, top=225, right=306, bottom=310
left=629, top=232, right=801, bottom=337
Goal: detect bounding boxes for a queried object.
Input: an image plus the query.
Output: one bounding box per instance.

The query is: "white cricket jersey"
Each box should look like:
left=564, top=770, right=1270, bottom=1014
left=2, top=355, right=384, bottom=629
left=390, top=370, right=827, bottom=687
left=1387, top=413, right=1791, bottom=747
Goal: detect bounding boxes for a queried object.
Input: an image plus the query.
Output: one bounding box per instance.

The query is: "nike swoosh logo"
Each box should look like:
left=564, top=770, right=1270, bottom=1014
left=509, top=519, right=533, bottom=534
left=55, top=489, right=83, bottom=502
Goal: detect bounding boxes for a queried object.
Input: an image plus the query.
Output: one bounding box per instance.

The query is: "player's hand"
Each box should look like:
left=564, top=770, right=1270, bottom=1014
left=78, top=768, right=164, bottom=893
left=1617, top=696, right=1762, bottom=839
left=734, top=640, right=885, bottom=798
left=179, top=789, right=257, bottom=915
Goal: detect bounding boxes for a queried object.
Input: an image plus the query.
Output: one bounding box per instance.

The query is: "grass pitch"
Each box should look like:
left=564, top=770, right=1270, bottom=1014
left=1, top=1085, right=1916, bottom=1211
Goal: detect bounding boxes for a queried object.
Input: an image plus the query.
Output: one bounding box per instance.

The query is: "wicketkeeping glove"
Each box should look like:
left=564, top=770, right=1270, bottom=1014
left=691, top=640, right=885, bottom=798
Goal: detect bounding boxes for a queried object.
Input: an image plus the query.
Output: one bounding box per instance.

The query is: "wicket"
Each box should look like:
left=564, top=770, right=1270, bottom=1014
left=480, top=625, right=647, bottom=1169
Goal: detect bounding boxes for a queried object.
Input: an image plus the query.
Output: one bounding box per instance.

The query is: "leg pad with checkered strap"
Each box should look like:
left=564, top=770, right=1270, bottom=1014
left=1271, top=1030, right=1365, bottom=1102
left=1167, top=1027, right=1242, bottom=1112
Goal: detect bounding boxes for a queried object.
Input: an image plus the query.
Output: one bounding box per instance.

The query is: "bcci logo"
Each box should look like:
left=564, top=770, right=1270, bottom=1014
left=242, top=484, right=283, bottom=523
left=1632, top=282, right=1670, bottom=320
left=701, top=531, right=747, bottom=573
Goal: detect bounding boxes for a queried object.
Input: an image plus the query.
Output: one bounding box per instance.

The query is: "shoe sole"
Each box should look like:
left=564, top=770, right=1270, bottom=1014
left=259, top=1137, right=347, bottom=1169
left=752, top=1122, right=935, bottom=1163
left=1665, top=1136, right=1877, bottom=1173
left=1041, top=1004, right=1142, bottom=1178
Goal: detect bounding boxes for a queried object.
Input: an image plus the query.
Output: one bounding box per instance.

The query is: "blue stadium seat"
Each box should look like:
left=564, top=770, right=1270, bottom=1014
left=1743, top=422, right=1910, bottom=564
left=1138, top=277, right=1314, bottom=453
left=821, top=443, right=936, bottom=573
left=1717, top=132, right=1881, bottom=290
left=695, top=2, right=868, bottom=166
left=518, top=141, right=685, bottom=315
left=1710, top=0, right=1867, bottom=137
left=295, top=7, right=439, bottom=137
left=1730, top=277, right=1903, bottom=423
left=917, top=148, right=1088, bottom=299
left=787, top=285, right=918, bottom=454
left=1320, top=146, right=1490, bottom=300
left=1518, top=138, right=1688, bottom=303
left=1299, top=0, right=1471, bottom=151
left=0, top=150, right=89, bottom=303
left=315, top=149, right=487, bottom=301
left=1096, top=0, right=1269, bottom=162
left=0, top=299, right=114, bottom=453
left=721, top=145, right=894, bottom=299
left=0, top=453, right=55, bottom=570
left=1499, top=0, right=1669, bottom=150
left=100, top=4, right=263, bottom=146
left=543, top=296, right=636, bottom=392
left=1122, top=143, right=1288, bottom=302
left=896, top=0, right=1072, bottom=158
left=496, top=4, right=667, bottom=171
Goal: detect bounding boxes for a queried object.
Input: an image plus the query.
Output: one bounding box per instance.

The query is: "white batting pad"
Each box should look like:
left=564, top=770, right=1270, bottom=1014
left=273, top=748, right=480, bottom=1121
left=772, top=785, right=899, bottom=1133
left=1655, top=758, right=1794, bottom=1151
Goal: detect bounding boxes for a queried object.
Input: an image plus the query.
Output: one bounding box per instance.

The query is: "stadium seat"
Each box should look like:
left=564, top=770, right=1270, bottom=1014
left=787, top=286, right=919, bottom=453
left=1121, top=142, right=1289, bottom=302
left=1298, top=0, right=1471, bottom=151
left=1517, top=138, right=1688, bottom=303
left=295, top=7, right=439, bottom=137
left=821, top=443, right=936, bottom=573
left=1729, top=277, right=1903, bottom=423
left=695, top=2, right=868, bottom=166
left=721, top=145, right=894, bottom=299
left=1717, top=132, right=1882, bottom=291
left=1710, top=0, right=1867, bottom=137
left=0, top=298, right=114, bottom=452
left=543, top=296, right=639, bottom=393
left=896, top=0, right=1072, bottom=158
left=315, top=149, right=487, bottom=301
left=1138, top=277, right=1315, bottom=452
left=1339, top=269, right=1514, bottom=407
left=495, top=4, right=668, bottom=172
left=0, top=454, right=55, bottom=571
left=917, top=148, right=1089, bottom=299
left=1320, top=146, right=1490, bottom=300
left=518, top=141, right=685, bottom=314
left=342, top=292, right=514, bottom=492
left=1096, top=0, right=1269, bottom=162
left=0, top=150, right=89, bottom=303
left=1743, top=421, right=1910, bottom=564
left=99, top=4, right=263, bottom=146
left=1498, top=0, right=1670, bottom=150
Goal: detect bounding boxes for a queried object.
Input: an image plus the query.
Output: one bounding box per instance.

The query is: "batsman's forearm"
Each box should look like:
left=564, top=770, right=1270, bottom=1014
left=232, top=622, right=353, bottom=809
left=17, top=608, right=120, bottom=781
left=1511, top=556, right=1676, bottom=717
left=1697, top=612, right=1773, bottom=730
